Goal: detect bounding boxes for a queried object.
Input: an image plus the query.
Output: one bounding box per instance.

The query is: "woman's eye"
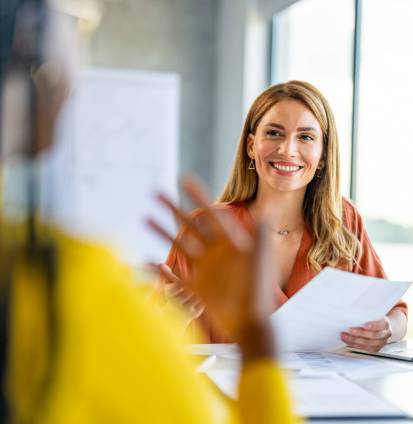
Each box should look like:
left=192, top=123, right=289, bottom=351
left=267, top=130, right=282, bottom=137
left=300, top=134, right=314, bottom=142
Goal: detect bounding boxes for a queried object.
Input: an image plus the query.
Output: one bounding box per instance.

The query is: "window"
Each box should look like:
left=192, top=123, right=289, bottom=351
left=357, top=0, right=413, bottom=288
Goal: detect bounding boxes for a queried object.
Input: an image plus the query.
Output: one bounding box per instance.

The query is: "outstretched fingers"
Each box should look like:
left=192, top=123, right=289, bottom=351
left=156, top=193, right=206, bottom=244
left=146, top=218, right=202, bottom=260
left=181, top=176, right=252, bottom=250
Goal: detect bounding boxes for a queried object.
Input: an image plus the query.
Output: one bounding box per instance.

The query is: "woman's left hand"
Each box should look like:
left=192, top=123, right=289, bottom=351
left=340, top=317, right=392, bottom=353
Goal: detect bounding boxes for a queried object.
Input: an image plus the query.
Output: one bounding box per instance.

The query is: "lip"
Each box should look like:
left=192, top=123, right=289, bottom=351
left=273, top=161, right=302, bottom=167
left=269, top=160, right=304, bottom=176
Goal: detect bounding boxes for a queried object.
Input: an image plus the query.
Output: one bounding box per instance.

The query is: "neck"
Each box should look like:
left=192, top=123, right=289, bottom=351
left=248, top=183, right=306, bottom=233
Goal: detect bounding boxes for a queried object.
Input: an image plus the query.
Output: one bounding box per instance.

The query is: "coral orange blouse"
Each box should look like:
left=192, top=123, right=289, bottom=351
left=165, top=198, right=408, bottom=343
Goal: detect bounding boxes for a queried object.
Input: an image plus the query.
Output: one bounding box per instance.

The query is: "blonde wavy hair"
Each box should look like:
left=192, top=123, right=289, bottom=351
left=217, top=80, right=360, bottom=272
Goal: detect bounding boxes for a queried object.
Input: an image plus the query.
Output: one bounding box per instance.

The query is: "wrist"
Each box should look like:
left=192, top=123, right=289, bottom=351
left=237, top=321, right=276, bottom=364
left=386, top=309, right=407, bottom=343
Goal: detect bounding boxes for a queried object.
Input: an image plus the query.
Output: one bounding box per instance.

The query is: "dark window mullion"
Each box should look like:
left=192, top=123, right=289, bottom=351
left=350, top=0, right=362, bottom=202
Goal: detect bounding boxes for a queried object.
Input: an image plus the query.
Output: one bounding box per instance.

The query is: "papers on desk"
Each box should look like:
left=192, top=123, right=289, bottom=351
left=279, top=349, right=411, bottom=380
left=189, top=344, right=411, bottom=380
left=191, top=346, right=411, bottom=378
left=205, top=366, right=408, bottom=419
left=272, top=267, right=411, bottom=352
left=190, top=269, right=412, bottom=419
left=191, top=269, right=412, bottom=419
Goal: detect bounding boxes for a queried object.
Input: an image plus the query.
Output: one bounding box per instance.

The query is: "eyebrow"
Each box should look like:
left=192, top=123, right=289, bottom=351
left=264, top=123, right=319, bottom=133
left=264, top=123, right=285, bottom=130
left=297, top=126, right=318, bottom=132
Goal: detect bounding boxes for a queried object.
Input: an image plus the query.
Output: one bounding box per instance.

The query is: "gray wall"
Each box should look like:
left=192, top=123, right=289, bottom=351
left=90, top=0, right=218, bottom=187
left=89, top=0, right=300, bottom=197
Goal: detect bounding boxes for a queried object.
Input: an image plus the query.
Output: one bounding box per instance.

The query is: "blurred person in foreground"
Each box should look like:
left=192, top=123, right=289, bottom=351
left=161, top=81, right=407, bottom=351
left=0, top=1, right=295, bottom=423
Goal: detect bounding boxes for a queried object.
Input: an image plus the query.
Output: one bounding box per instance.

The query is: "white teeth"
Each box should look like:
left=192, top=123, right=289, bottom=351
left=271, top=163, right=300, bottom=172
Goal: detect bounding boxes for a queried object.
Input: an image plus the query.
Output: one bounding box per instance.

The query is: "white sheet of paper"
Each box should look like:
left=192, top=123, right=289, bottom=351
left=271, top=267, right=411, bottom=352
left=205, top=369, right=406, bottom=418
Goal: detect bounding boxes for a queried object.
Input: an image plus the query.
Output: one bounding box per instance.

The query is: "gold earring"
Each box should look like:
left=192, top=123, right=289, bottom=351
left=248, top=159, right=256, bottom=170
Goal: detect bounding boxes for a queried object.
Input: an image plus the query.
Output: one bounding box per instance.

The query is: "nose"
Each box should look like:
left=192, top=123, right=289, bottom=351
left=277, top=135, right=297, bottom=157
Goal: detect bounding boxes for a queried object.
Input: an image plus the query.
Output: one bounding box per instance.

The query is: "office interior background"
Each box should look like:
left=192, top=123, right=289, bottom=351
left=64, top=0, right=413, bottom=329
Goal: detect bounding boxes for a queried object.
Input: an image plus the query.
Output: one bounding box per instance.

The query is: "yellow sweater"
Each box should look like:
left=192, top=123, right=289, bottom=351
left=5, top=230, right=295, bottom=423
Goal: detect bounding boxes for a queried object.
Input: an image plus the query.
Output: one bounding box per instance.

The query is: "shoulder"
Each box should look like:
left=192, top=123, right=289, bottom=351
left=341, top=197, right=364, bottom=234
left=213, top=201, right=248, bottom=216
left=56, top=230, right=138, bottom=296
left=205, top=201, right=247, bottom=212
left=190, top=201, right=248, bottom=221
left=342, top=196, right=361, bottom=219
left=340, top=200, right=387, bottom=277
left=51, top=233, right=214, bottom=422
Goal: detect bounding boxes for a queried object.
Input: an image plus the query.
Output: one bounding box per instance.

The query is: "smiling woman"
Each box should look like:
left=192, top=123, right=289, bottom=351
left=161, top=81, right=407, bottom=351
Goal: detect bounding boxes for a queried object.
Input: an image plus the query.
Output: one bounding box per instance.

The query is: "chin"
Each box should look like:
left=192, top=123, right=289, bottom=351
left=269, top=182, right=302, bottom=193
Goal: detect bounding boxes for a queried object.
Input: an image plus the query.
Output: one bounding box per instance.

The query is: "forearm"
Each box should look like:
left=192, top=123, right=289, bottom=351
left=237, top=321, right=276, bottom=365
left=237, top=322, right=296, bottom=424
left=387, top=308, right=407, bottom=342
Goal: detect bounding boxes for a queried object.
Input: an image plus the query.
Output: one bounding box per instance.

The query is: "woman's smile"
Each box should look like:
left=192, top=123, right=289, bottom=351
left=269, top=160, right=304, bottom=176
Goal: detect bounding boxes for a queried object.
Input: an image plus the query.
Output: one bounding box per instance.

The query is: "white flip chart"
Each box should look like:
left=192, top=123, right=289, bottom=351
left=41, top=68, right=180, bottom=265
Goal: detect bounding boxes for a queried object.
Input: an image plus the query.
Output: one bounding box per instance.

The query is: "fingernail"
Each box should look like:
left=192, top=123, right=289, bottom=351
left=349, top=329, right=359, bottom=335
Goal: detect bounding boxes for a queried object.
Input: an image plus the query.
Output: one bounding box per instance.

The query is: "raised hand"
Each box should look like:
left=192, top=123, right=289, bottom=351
left=148, top=176, right=276, bottom=359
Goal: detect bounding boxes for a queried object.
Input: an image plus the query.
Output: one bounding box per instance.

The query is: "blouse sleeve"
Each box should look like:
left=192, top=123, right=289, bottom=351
left=343, top=199, right=408, bottom=316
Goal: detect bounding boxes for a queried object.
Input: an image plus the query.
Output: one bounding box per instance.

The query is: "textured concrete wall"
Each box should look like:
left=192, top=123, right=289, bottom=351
left=90, top=0, right=217, bottom=186
left=88, top=0, right=299, bottom=196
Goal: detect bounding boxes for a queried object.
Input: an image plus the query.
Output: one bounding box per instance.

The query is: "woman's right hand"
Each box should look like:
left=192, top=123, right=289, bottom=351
left=158, top=264, right=205, bottom=321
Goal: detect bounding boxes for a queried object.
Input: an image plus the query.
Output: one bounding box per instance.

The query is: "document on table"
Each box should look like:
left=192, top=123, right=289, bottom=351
left=204, top=369, right=408, bottom=419
left=279, top=350, right=411, bottom=380
left=272, top=267, right=411, bottom=352
left=188, top=344, right=411, bottom=379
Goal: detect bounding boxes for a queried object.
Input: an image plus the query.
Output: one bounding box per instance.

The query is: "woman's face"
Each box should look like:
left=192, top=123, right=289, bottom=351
left=247, top=99, right=324, bottom=195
